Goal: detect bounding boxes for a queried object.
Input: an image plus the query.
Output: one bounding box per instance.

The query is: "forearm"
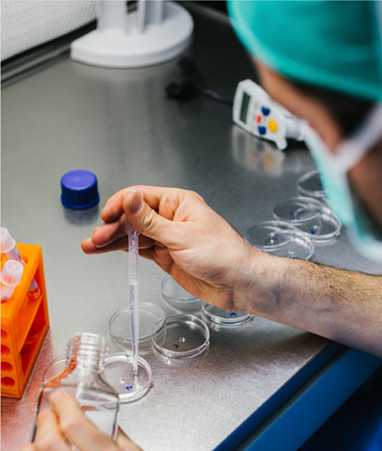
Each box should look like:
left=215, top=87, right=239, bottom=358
left=235, top=248, right=382, bottom=357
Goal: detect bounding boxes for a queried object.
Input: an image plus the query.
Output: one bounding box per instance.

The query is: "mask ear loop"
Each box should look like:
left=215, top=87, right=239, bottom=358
left=335, top=103, right=382, bottom=172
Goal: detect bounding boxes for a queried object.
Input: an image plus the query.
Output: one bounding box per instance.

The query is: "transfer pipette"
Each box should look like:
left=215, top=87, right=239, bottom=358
left=0, top=228, right=41, bottom=298
left=125, top=188, right=143, bottom=376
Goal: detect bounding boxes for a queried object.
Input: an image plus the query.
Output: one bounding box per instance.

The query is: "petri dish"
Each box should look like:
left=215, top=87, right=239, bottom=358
left=104, top=353, right=153, bottom=403
left=161, top=275, right=201, bottom=311
left=109, top=302, right=165, bottom=350
left=42, top=353, right=153, bottom=403
left=245, top=220, right=314, bottom=260
left=153, top=314, right=210, bottom=359
left=273, top=197, right=341, bottom=242
left=201, top=303, right=252, bottom=326
left=297, top=169, right=326, bottom=199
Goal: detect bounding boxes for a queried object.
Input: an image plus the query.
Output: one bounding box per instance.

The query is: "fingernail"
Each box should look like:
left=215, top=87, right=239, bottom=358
left=130, top=193, right=143, bottom=214
left=50, top=391, right=63, bottom=405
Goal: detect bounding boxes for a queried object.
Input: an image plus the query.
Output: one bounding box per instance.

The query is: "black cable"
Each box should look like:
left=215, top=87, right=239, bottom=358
left=202, top=88, right=233, bottom=105
left=166, top=57, right=233, bottom=105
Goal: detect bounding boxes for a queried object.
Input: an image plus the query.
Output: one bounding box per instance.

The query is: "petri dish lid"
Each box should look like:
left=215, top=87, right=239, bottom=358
left=161, top=275, right=201, bottom=311
left=104, top=353, right=153, bottom=403
left=273, top=197, right=341, bottom=242
left=152, top=314, right=210, bottom=359
left=109, top=302, right=165, bottom=350
left=297, top=169, right=326, bottom=199
left=201, top=303, right=252, bottom=326
left=245, top=220, right=314, bottom=260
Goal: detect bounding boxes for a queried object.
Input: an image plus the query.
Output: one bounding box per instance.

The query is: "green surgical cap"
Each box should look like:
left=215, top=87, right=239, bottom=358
left=228, top=1, right=382, bottom=102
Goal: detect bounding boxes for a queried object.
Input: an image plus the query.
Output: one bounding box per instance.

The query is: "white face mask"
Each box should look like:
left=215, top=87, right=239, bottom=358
left=302, top=104, right=382, bottom=262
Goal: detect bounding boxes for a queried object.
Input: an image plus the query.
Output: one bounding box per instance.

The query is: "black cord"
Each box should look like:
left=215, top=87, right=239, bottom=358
left=166, top=57, right=233, bottom=105
left=202, top=89, right=233, bottom=105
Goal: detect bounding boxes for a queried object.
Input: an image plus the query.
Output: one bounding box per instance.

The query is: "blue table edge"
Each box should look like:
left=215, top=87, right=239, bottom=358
left=215, top=342, right=382, bottom=451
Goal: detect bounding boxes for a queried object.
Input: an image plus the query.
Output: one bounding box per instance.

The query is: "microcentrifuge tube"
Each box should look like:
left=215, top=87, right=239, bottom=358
left=0, top=228, right=41, bottom=298
left=1, top=260, right=24, bottom=301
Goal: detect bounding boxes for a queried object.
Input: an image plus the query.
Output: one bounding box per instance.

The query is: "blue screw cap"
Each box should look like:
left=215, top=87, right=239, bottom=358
left=61, top=170, right=100, bottom=209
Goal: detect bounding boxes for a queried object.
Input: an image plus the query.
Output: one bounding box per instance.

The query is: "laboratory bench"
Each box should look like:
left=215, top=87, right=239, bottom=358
left=2, top=4, right=382, bottom=451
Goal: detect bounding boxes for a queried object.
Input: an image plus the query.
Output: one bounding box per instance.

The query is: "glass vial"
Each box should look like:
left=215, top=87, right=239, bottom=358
left=31, top=332, right=120, bottom=445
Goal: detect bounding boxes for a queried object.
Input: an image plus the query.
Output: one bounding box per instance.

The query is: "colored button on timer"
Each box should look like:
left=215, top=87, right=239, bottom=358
left=268, top=119, right=278, bottom=133
left=258, top=126, right=266, bottom=136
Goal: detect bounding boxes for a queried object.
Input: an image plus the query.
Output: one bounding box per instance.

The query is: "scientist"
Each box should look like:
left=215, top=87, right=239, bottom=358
left=25, top=1, right=382, bottom=450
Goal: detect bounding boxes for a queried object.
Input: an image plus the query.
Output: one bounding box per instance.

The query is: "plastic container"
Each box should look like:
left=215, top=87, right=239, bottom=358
left=273, top=197, right=341, bottom=242
left=1, top=260, right=24, bottom=301
left=245, top=220, right=315, bottom=260
left=201, top=303, right=253, bottom=326
left=161, top=275, right=201, bottom=311
left=153, top=314, right=210, bottom=359
left=31, top=333, right=119, bottom=441
left=109, top=302, right=165, bottom=350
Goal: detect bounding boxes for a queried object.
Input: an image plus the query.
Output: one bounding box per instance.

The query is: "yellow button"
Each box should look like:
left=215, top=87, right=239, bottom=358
left=268, top=119, right=278, bottom=133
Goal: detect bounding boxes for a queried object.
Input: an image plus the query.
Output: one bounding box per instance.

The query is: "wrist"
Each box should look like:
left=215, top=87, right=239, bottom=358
left=231, top=243, right=282, bottom=316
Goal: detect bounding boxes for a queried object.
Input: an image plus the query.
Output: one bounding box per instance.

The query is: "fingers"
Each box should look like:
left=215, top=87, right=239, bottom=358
left=49, top=391, right=118, bottom=451
left=20, top=445, right=37, bottom=451
left=122, top=189, right=181, bottom=247
left=33, top=409, right=70, bottom=451
left=101, top=186, right=185, bottom=224
left=116, top=428, right=143, bottom=451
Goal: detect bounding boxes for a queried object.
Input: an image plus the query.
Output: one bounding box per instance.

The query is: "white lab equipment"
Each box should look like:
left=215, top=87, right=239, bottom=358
left=0, top=228, right=41, bottom=297
left=1, top=260, right=24, bottom=301
left=233, top=79, right=304, bottom=150
left=71, top=0, right=193, bottom=68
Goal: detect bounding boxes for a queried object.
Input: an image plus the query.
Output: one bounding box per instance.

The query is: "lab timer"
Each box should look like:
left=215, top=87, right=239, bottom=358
left=233, top=79, right=304, bottom=150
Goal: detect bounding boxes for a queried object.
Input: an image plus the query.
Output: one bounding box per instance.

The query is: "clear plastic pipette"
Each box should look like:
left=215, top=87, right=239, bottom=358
left=0, top=228, right=41, bottom=298
left=125, top=188, right=143, bottom=376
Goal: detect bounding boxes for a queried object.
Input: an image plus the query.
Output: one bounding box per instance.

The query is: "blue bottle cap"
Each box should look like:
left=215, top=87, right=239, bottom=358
left=61, top=170, right=100, bottom=209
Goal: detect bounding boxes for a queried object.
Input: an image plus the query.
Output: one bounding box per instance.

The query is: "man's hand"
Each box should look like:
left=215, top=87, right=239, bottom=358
left=22, top=391, right=142, bottom=451
left=81, top=186, right=264, bottom=311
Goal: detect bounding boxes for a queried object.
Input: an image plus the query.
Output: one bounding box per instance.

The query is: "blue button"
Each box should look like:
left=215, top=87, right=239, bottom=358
left=61, top=170, right=100, bottom=209
left=258, top=126, right=266, bottom=136
left=261, top=106, right=270, bottom=116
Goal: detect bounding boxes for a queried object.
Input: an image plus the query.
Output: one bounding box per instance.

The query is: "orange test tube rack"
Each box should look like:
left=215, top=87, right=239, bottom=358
left=1, top=243, right=49, bottom=398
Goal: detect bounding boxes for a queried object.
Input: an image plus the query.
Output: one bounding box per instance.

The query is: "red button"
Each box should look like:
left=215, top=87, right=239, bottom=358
left=256, top=115, right=262, bottom=123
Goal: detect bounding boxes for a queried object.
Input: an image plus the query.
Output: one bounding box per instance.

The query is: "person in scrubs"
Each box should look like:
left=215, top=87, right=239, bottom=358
left=25, top=1, right=382, bottom=450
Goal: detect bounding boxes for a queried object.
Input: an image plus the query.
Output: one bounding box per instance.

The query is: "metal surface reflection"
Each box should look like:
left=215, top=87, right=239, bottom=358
left=231, top=125, right=285, bottom=176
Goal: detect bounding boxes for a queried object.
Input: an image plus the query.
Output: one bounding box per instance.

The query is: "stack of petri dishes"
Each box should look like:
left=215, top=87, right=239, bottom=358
left=245, top=169, right=342, bottom=259
left=245, top=220, right=314, bottom=260
left=273, top=197, right=341, bottom=243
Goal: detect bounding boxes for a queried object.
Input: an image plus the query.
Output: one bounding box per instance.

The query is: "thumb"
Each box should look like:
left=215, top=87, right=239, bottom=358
left=123, top=188, right=176, bottom=246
